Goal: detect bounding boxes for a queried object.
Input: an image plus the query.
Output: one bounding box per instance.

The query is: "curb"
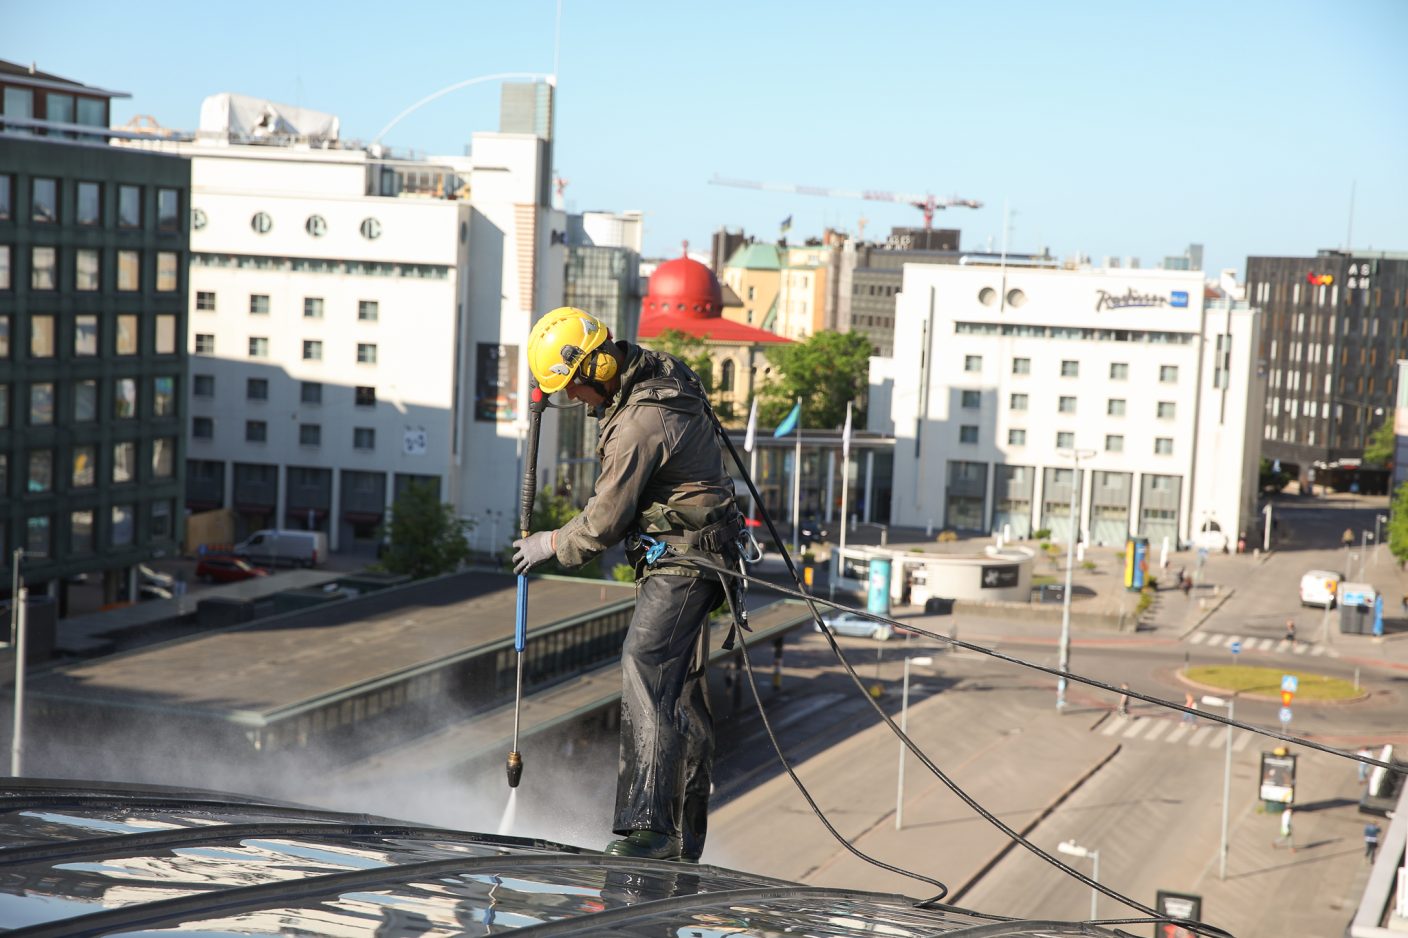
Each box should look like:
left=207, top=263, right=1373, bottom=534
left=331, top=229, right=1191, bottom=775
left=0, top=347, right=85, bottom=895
left=1177, top=586, right=1236, bottom=640
left=946, top=742, right=1122, bottom=904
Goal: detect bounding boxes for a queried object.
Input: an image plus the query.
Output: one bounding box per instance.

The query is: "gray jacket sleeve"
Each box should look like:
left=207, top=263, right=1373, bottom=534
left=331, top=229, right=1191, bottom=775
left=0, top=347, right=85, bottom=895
left=554, top=408, right=664, bottom=568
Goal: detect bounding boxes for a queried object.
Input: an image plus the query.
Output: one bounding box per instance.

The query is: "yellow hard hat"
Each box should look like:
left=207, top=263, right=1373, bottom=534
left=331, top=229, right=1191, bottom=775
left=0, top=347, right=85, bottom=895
left=528, top=307, right=609, bottom=393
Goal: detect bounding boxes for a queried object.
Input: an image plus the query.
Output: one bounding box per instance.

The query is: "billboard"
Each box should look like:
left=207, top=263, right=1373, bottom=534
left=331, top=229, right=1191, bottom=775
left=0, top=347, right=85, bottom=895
left=1154, top=890, right=1202, bottom=938
left=980, top=564, right=1019, bottom=589
left=475, top=344, right=520, bottom=422
left=1259, top=751, right=1297, bottom=804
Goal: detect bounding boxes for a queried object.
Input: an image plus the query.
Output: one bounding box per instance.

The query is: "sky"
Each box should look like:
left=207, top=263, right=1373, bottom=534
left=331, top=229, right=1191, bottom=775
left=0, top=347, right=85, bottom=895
left=7, top=0, right=1407, bottom=276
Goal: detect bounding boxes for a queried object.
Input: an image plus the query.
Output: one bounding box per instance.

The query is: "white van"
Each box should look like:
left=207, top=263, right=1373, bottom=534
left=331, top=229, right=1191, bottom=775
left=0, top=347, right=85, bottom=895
left=1299, top=570, right=1341, bottom=608
left=233, top=529, right=328, bottom=568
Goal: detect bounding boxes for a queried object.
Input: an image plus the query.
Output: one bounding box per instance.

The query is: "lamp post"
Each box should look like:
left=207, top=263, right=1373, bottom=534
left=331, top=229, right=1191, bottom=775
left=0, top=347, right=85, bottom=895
left=1375, top=515, right=1388, bottom=568
left=1360, top=531, right=1375, bottom=581
left=1056, top=839, right=1100, bottom=919
left=1201, top=694, right=1235, bottom=880
left=1056, top=448, right=1096, bottom=712
left=895, top=655, right=933, bottom=830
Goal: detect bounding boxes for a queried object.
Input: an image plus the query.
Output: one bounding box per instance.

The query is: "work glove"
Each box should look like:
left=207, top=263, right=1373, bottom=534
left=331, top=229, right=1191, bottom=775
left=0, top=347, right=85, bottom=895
left=512, top=530, right=557, bottom=575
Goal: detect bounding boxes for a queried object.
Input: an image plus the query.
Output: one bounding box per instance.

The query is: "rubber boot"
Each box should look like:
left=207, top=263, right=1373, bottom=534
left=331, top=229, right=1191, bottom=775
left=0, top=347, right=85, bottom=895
left=604, top=830, right=682, bottom=860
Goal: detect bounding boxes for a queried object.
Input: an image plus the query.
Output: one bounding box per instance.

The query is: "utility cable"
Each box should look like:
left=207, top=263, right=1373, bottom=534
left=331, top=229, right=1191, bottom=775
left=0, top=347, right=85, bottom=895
left=703, top=413, right=1234, bottom=938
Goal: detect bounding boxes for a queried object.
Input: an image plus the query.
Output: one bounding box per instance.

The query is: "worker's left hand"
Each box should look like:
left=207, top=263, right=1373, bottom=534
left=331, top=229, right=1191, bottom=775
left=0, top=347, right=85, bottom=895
left=512, top=530, right=557, bottom=575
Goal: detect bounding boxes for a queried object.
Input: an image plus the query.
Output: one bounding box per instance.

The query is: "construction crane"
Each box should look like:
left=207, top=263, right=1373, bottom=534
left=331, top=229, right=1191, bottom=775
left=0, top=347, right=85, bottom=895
left=709, top=174, right=982, bottom=230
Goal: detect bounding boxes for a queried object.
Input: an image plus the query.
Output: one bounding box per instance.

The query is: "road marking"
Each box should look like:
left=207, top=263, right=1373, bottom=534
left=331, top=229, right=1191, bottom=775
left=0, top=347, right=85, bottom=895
left=1233, top=731, right=1251, bottom=752
left=1167, top=722, right=1193, bottom=743
left=1102, top=716, right=1128, bottom=736
left=1190, top=632, right=1207, bottom=645
left=1206, top=634, right=1226, bottom=647
left=1123, top=719, right=1147, bottom=738
left=1189, top=726, right=1216, bottom=747
left=1293, top=643, right=1308, bottom=655
left=1275, top=639, right=1290, bottom=653
left=1257, top=638, right=1274, bottom=651
left=1310, top=645, right=1325, bottom=656
left=1143, top=720, right=1170, bottom=741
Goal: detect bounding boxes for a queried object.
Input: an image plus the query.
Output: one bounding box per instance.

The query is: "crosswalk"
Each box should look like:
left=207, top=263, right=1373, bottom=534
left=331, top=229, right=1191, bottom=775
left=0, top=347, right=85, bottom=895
left=1100, top=713, right=1252, bottom=751
left=1188, top=631, right=1337, bottom=657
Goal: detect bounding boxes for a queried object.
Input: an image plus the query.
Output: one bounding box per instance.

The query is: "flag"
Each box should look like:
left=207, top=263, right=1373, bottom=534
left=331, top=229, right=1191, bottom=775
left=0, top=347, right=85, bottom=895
left=780, top=214, right=793, bottom=234
left=744, top=398, right=759, bottom=453
left=774, top=400, right=801, bottom=438
left=841, top=401, right=852, bottom=461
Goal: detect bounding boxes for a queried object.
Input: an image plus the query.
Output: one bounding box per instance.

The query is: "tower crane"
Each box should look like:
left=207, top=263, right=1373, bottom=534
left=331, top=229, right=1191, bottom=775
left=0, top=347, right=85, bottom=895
left=709, top=174, right=982, bottom=230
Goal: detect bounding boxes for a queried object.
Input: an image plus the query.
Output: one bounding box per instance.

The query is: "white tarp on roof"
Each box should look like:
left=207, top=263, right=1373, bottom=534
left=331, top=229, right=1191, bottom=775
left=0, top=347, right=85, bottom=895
left=199, top=92, right=340, bottom=141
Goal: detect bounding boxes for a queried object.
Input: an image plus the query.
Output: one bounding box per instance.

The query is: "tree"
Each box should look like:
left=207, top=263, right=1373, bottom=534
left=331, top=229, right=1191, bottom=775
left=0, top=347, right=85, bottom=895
left=527, top=490, right=603, bottom=579
left=1259, top=458, right=1293, bottom=494
left=757, top=330, right=871, bottom=429
left=644, top=328, right=714, bottom=395
left=1364, top=411, right=1394, bottom=465
left=377, top=482, right=472, bottom=579
left=1389, top=483, right=1408, bottom=567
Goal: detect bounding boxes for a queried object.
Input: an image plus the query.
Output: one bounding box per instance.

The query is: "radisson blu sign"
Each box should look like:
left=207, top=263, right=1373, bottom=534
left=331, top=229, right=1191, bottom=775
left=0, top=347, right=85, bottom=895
left=1094, top=288, right=1190, bottom=311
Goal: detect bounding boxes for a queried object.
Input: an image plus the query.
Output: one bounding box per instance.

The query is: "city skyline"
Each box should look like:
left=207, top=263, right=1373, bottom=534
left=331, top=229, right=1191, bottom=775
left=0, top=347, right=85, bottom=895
left=8, top=0, right=1406, bottom=277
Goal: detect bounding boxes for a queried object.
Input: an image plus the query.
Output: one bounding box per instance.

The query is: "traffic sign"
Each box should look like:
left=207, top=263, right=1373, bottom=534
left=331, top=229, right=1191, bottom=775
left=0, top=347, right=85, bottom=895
left=1279, top=706, right=1293, bottom=724
left=1281, top=690, right=1293, bottom=707
left=1229, top=640, right=1242, bottom=655
left=1281, top=674, right=1299, bottom=694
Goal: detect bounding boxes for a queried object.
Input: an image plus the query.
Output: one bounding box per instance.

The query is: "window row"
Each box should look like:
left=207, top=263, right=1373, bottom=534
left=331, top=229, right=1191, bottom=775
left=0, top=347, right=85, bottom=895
left=192, top=334, right=378, bottom=364
left=954, top=322, right=1195, bottom=345
left=0, top=377, right=178, bottom=427
left=9, top=438, right=177, bottom=496
left=969, top=426, right=1175, bottom=454
left=194, top=418, right=377, bottom=450
left=0, top=313, right=179, bottom=359
left=966, top=391, right=1177, bottom=419
left=194, top=375, right=377, bottom=408
left=192, top=252, right=449, bottom=281
left=0, top=174, right=180, bottom=230
left=0, top=245, right=181, bottom=293
left=12, top=501, right=178, bottom=559
left=968, top=355, right=1180, bottom=382
left=195, top=292, right=380, bottom=322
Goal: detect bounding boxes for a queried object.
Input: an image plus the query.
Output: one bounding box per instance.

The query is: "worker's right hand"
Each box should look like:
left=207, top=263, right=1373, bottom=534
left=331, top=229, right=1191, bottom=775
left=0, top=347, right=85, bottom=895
left=512, top=530, right=557, bottom=575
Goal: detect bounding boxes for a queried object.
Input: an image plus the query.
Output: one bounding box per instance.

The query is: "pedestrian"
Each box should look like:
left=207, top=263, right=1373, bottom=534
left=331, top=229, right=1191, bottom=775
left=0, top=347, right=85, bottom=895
left=1365, top=821, right=1381, bottom=862
left=513, top=307, right=746, bottom=862
left=1182, top=692, right=1197, bottom=724
left=1284, top=618, right=1296, bottom=643
left=1274, top=806, right=1295, bottom=852
left=1343, top=527, right=1355, bottom=548
left=1118, top=682, right=1131, bottom=717
left=1358, top=747, right=1374, bottom=784
left=1180, top=574, right=1192, bottom=598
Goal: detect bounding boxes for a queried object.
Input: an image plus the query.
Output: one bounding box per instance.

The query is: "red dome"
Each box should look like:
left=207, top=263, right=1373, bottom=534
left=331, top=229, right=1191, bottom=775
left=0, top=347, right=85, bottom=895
left=643, top=254, right=723, bottom=319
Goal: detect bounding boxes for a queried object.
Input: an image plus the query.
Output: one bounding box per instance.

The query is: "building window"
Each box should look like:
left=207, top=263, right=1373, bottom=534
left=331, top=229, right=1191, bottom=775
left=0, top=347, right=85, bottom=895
left=0, top=246, right=9, bottom=290
left=74, top=380, right=97, bottom=422
left=31, top=178, right=58, bottom=223
left=26, top=516, right=51, bottom=558
left=115, top=315, right=138, bottom=355
left=112, top=441, right=136, bottom=483
left=301, top=381, right=323, bottom=404
left=151, top=500, right=174, bottom=540
left=1008, top=428, right=1027, bottom=446
left=1060, top=360, right=1079, bottom=377
left=304, top=297, right=324, bottom=318
left=117, top=250, right=139, bottom=291
left=249, top=336, right=269, bottom=358
left=193, top=416, right=213, bottom=439
left=118, top=185, right=141, bottom=228
left=1010, top=393, right=1028, bottom=411
left=1107, top=398, right=1126, bottom=417
left=153, top=376, right=176, bottom=416
left=194, top=374, right=214, bottom=397
left=71, top=509, right=94, bottom=554
left=1056, top=431, right=1075, bottom=449
left=960, top=389, right=981, bottom=409
left=250, top=294, right=270, bottom=314
left=246, top=420, right=267, bottom=443
left=1110, top=362, right=1129, bottom=380
left=302, top=340, right=323, bottom=361
left=959, top=425, right=978, bottom=444
left=27, top=450, right=53, bottom=493
left=1160, top=365, right=1179, bottom=383
left=300, top=424, right=321, bottom=446
left=111, top=505, right=135, bottom=547
left=355, top=385, right=376, bottom=407
left=720, top=359, right=735, bottom=392
left=31, top=246, right=56, bottom=290
left=1058, top=396, right=1077, bottom=414
left=963, top=355, right=982, bottom=372
left=115, top=378, right=137, bottom=418
left=1154, top=437, right=1174, bottom=455
left=1156, top=401, right=1176, bottom=419
left=196, top=291, right=216, bottom=311
left=354, top=427, right=376, bottom=450
left=1012, top=357, right=1030, bottom=375
left=153, top=315, right=176, bottom=354
left=28, top=382, right=53, bottom=425
left=29, top=315, right=55, bottom=358
left=74, top=315, right=98, bottom=356
left=156, top=251, right=178, bottom=291
left=194, top=333, right=215, bottom=354
left=358, top=300, right=379, bottom=322
left=45, top=92, right=74, bottom=132
left=247, top=378, right=269, bottom=401
left=0, top=173, right=11, bottom=219
left=151, top=438, right=175, bottom=478
left=1105, top=434, right=1124, bottom=452
left=76, top=248, right=99, bottom=291
left=157, top=188, right=180, bottom=231
left=77, top=182, right=101, bottom=226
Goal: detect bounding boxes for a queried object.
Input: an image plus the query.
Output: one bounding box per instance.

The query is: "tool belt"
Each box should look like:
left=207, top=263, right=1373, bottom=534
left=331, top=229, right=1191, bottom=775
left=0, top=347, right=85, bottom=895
left=626, top=504, right=752, bottom=649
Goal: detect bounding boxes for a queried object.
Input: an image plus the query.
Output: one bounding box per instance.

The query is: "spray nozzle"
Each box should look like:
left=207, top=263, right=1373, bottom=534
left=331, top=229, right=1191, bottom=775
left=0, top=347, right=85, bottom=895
left=506, top=750, right=523, bottom=788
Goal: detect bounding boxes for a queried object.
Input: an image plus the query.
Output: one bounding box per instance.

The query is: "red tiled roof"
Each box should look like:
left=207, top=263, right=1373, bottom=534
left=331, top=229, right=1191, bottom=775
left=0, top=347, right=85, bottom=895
left=638, top=310, right=791, bottom=344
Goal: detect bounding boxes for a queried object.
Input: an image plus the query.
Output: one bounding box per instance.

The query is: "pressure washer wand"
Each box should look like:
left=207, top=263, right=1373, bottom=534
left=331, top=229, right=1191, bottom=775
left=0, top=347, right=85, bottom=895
left=507, top=383, right=546, bottom=789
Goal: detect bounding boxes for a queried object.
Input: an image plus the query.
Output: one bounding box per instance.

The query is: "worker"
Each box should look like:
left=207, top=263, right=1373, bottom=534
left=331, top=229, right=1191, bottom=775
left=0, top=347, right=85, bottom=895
left=513, top=307, right=745, bottom=863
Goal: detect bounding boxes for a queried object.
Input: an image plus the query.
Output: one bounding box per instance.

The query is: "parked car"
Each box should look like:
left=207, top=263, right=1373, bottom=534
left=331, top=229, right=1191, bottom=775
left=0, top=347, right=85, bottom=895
left=232, top=529, right=327, bottom=568
left=1299, top=570, right=1341, bottom=608
left=817, top=611, right=894, bottom=641
left=196, top=554, right=270, bottom=584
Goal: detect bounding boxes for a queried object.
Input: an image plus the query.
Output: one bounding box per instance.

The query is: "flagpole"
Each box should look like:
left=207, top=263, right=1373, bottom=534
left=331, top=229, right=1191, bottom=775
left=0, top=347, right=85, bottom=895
left=792, top=396, right=802, bottom=557
left=840, top=401, right=852, bottom=557
left=744, top=398, right=759, bottom=521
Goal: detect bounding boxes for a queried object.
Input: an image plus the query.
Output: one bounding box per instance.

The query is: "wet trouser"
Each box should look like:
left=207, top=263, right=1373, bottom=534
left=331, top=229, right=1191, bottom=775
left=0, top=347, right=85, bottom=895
left=614, top=572, right=722, bottom=859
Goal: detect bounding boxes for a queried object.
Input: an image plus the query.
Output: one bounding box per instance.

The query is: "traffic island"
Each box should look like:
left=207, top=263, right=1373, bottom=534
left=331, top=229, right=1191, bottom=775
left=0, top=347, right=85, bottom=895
left=1178, top=664, right=1367, bottom=703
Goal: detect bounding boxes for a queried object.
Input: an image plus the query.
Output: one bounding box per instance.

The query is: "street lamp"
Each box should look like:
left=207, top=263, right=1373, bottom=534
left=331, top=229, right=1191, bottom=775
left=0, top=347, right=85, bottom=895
left=1056, top=839, right=1100, bottom=919
left=895, top=655, right=933, bottom=830
left=1056, top=448, right=1096, bottom=712
left=1375, top=515, right=1388, bottom=568
left=1201, top=694, right=1236, bottom=880
left=1360, top=531, right=1375, bottom=581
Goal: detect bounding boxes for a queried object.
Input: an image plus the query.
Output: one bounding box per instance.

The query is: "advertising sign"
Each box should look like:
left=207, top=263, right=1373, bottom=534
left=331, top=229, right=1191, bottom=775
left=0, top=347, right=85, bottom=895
left=1124, top=537, right=1149, bottom=591
left=1259, top=752, right=1297, bottom=804
left=867, top=558, right=892, bottom=617
left=474, top=343, right=519, bottom=422
left=1154, top=890, right=1202, bottom=938
left=980, top=564, right=1019, bottom=589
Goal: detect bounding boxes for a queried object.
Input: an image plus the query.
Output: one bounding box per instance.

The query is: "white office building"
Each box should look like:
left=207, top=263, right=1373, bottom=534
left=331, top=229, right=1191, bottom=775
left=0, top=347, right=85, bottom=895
left=886, top=264, right=1265, bottom=550
left=168, top=94, right=563, bottom=552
